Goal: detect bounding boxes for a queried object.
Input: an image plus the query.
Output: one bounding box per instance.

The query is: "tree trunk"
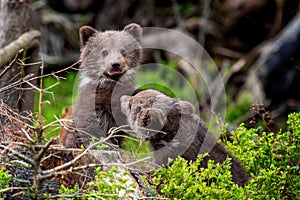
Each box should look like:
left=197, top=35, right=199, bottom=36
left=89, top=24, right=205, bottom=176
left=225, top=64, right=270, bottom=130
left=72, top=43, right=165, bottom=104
left=0, top=0, right=39, bottom=113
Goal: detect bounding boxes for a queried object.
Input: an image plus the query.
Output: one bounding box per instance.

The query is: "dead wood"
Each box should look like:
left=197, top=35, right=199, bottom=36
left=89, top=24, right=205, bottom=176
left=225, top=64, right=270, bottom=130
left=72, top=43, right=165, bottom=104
left=0, top=0, right=40, bottom=113
left=0, top=100, right=156, bottom=199
left=0, top=30, right=41, bottom=68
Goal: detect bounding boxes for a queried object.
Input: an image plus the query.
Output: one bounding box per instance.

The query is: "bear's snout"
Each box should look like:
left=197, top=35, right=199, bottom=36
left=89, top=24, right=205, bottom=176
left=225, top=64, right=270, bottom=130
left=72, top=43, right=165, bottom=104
left=111, top=61, right=121, bottom=69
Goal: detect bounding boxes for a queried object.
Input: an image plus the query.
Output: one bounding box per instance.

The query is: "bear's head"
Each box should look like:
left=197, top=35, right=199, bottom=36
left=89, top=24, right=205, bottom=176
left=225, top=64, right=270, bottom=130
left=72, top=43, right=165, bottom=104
left=120, top=89, right=195, bottom=139
left=79, top=23, right=143, bottom=81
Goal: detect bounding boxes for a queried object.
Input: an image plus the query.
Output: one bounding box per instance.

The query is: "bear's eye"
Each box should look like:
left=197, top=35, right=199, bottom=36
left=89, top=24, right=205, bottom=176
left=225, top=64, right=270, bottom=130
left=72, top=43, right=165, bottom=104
left=120, top=49, right=126, bottom=56
left=102, top=50, right=108, bottom=57
left=128, top=102, right=132, bottom=110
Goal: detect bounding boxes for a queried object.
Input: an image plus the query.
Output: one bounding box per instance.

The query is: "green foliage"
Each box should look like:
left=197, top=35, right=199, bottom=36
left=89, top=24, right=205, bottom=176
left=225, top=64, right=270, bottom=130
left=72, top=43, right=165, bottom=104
left=152, top=155, right=244, bottom=200
left=89, top=137, right=108, bottom=150
left=224, top=113, right=300, bottom=199
left=58, top=184, right=80, bottom=200
left=152, top=112, right=300, bottom=199
left=177, top=1, right=198, bottom=17
left=121, top=135, right=152, bottom=160
left=137, top=61, right=197, bottom=103
left=0, top=168, right=11, bottom=200
left=58, top=166, right=136, bottom=199
left=226, top=91, right=252, bottom=122
left=0, top=168, right=11, bottom=189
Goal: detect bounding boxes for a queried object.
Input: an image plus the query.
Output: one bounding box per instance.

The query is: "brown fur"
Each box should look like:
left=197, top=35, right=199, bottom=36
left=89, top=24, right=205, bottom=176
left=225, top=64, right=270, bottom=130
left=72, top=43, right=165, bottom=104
left=94, top=76, right=138, bottom=144
left=121, top=89, right=248, bottom=186
left=64, top=24, right=142, bottom=147
left=59, top=107, right=80, bottom=148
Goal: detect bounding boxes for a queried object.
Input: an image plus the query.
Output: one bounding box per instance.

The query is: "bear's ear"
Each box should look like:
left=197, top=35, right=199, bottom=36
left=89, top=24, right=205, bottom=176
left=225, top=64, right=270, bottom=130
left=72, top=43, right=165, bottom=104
left=79, top=26, right=97, bottom=46
left=176, top=100, right=195, bottom=115
left=123, top=23, right=142, bottom=41
left=120, top=95, right=132, bottom=115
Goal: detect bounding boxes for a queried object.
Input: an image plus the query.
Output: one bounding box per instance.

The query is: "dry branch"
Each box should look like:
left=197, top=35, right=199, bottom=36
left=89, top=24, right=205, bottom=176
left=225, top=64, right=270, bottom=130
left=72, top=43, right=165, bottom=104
left=0, top=187, right=28, bottom=194
left=0, top=30, right=41, bottom=67
left=0, top=57, right=153, bottom=198
left=0, top=73, right=34, bottom=93
left=0, top=144, right=35, bottom=165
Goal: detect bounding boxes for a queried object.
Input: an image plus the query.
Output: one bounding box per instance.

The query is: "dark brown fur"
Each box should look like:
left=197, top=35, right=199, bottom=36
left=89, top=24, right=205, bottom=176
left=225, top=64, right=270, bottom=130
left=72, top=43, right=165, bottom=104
left=121, top=89, right=248, bottom=186
left=61, top=24, right=143, bottom=147
left=94, top=76, right=138, bottom=144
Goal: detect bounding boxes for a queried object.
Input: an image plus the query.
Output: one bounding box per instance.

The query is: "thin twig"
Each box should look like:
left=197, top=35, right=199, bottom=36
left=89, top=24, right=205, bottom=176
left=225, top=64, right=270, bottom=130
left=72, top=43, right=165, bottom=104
left=37, top=59, right=44, bottom=144
left=30, top=59, right=81, bottom=81
left=21, top=128, right=35, bottom=144
left=35, top=138, right=55, bottom=163
left=0, top=49, right=23, bottom=79
left=0, top=187, right=29, bottom=193
left=0, top=73, right=34, bottom=93
left=0, top=144, right=35, bottom=165
left=41, top=136, right=113, bottom=176
left=0, top=106, right=35, bottom=130
left=41, top=155, right=151, bottom=180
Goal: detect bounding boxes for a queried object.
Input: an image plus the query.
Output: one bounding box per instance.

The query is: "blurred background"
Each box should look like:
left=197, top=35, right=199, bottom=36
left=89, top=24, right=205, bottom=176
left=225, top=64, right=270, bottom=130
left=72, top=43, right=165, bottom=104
left=37, top=0, right=300, bottom=133
left=2, top=0, right=300, bottom=136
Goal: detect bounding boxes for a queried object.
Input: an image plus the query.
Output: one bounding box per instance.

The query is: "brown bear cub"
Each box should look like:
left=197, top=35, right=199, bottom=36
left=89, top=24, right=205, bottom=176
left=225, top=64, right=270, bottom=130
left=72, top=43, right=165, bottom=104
left=121, top=89, right=248, bottom=186
left=61, top=23, right=143, bottom=147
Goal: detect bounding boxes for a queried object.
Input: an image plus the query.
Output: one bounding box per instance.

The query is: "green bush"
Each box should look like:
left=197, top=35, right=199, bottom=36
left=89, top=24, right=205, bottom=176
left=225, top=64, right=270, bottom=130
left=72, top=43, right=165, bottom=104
left=58, top=166, right=136, bottom=200
left=152, top=155, right=245, bottom=200
left=0, top=168, right=11, bottom=200
left=152, top=112, right=300, bottom=199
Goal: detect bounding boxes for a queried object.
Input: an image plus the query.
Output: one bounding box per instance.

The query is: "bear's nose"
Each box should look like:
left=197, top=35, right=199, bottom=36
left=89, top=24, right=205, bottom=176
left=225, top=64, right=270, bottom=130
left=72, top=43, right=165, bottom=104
left=111, top=62, right=121, bottom=69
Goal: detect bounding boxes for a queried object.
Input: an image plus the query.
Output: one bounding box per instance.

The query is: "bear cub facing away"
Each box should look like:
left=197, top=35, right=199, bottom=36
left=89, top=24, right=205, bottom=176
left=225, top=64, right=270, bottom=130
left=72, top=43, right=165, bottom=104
left=121, top=89, right=248, bottom=186
left=61, top=23, right=143, bottom=147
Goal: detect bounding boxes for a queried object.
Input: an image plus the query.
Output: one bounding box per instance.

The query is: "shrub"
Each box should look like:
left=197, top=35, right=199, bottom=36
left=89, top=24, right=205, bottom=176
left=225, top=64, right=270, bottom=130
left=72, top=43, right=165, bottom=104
left=152, top=112, right=300, bottom=199
left=58, top=166, right=136, bottom=200
left=0, top=168, right=11, bottom=200
left=152, top=155, right=245, bottom=200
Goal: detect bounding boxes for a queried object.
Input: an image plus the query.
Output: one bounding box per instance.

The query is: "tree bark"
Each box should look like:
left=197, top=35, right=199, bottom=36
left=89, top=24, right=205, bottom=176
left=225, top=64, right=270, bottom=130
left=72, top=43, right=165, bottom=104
left=0, top=0, right=39, bottom=113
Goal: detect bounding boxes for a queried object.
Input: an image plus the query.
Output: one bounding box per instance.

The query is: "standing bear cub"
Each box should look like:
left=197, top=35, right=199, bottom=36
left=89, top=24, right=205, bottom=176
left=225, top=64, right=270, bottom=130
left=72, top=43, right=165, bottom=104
left=61, top=23, right=143, bottom=147
left=121, top=89, right=248, bottom=186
